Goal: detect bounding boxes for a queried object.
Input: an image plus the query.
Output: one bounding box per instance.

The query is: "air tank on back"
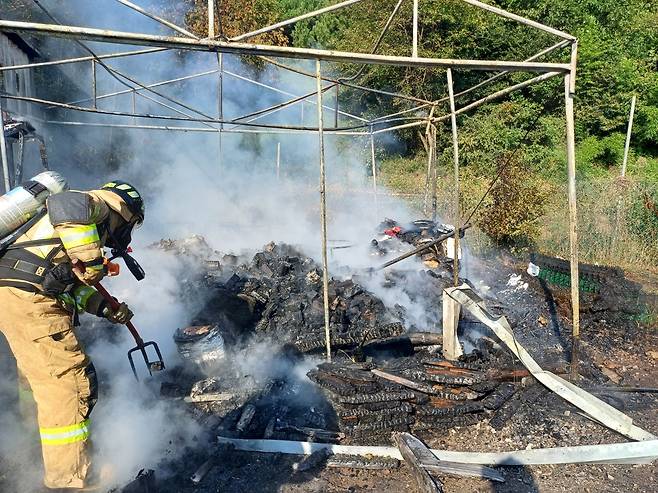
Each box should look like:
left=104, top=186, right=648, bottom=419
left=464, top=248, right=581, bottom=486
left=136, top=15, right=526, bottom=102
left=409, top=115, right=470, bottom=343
left=0, top=171, right=68, bottom=240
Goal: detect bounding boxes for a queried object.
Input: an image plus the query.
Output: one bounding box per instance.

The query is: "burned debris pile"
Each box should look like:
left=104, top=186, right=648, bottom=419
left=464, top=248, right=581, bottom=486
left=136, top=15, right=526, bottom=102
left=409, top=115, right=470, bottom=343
left=160, top=239, right=540, bottom=448
left=196, top=242, right=410, bottom=353
left=306, top=353, right=532, bottom=443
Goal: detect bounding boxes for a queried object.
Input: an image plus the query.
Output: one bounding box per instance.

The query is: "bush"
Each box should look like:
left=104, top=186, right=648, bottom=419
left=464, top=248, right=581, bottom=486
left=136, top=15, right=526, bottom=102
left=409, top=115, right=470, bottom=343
left=476, top=157, right=551, bottom=246
left=577, top=134, right=627, bottom=172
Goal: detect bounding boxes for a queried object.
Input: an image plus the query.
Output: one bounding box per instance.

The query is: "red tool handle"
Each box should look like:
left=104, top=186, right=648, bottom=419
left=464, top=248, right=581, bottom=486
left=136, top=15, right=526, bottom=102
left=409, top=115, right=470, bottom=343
left=72, top=260, right=145, bottom=347
left=93, top=281, right=145, bottom=347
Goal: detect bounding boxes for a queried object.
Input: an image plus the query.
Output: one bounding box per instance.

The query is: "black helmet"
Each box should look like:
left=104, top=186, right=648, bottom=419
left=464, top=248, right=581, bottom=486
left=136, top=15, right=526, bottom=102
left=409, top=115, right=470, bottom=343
left=101, top=180, right=145, bottom=226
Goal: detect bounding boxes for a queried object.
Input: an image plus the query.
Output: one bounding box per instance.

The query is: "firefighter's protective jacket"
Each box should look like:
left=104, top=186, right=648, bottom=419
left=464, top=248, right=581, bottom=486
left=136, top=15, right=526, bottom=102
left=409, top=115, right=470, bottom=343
left=0, top=188, right=132, bottom=488
left=0, top=189, right=130, bottom=319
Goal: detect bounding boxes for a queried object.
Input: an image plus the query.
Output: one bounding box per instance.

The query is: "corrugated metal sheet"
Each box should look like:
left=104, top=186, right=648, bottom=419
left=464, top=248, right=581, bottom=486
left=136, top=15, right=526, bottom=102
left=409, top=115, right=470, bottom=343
left=0, top=32, right=35, bottom=117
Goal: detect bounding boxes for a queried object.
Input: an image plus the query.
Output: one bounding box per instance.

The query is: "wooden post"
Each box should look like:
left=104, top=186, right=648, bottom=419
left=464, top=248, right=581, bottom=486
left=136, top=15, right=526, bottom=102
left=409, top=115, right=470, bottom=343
left=91, top=60, right=97, bottom=109
left=370, top=129, right=379, bottom=217
left=276, top=141, right=281, bottom=179
left=621, top=95, right=636, bottom=177
left=442, top=290, right=463, bottom=360
left=0, top=105, right=10, bottom=193
left=565, top=42, right=580, bottom=379
left=317, top=59, right=332, bottom=362
left=207, top=0, right=215, bottom=38
left=412, top=0, right=419, bottom=58
left=430, top=125, right=438, bottom=221
left=423, top=105, right=437, bottom=215
left=446, top=68, right=461, bottom=287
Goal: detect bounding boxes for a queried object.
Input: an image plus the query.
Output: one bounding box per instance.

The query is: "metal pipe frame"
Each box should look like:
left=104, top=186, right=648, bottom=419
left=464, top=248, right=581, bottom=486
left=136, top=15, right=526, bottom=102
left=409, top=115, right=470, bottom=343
left=458, top=0, right=576, bottom=41
left=412, top=0, right=419, bottom=58
left=565, top=42, right=580, bottom=378
left=316, top=59, right=332, bottom=362
left=0, top=47, right=167, bottom=72
left=44, top=120, right=369, bottom=136
left=0, top=21, right=571, bottom=73
left=115, top=0, right=199, bottom=39
left=66, top=69, right=220, bottom=107
left=0, top=0, right=580, bottom=373
left=372, top=70, right=562, bottom=135
left=221, top=70, right=367, bottom=123
left=447, top=68, right=460, bottom=287
left=230, top=0, right=366, bottom=42
left=0, top=101, right=11, bottom=193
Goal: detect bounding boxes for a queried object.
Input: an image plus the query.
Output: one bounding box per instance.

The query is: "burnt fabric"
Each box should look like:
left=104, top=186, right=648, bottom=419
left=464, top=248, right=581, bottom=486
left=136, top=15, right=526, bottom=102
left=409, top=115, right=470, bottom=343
left=0, top=286, right=97, bottom=488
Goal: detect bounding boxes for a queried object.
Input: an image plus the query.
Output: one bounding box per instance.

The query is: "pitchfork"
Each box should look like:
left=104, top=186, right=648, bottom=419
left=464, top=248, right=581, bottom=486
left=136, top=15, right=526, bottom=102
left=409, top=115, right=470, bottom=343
left=94, top=281, right=165, bottom=380
left=73, top=260, right=165, bottom=380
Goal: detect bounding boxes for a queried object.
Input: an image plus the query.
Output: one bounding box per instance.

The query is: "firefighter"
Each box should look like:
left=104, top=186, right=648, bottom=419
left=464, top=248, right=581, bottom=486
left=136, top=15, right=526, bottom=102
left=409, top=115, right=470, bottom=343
left=0, top=180, right=145, bottom=491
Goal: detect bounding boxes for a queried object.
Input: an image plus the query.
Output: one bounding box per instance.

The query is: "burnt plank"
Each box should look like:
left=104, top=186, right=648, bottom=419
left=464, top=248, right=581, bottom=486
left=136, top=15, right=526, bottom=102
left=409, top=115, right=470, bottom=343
left=394, top=433, right=443, bottom=493
left=398, top=432, right=505, bottom=483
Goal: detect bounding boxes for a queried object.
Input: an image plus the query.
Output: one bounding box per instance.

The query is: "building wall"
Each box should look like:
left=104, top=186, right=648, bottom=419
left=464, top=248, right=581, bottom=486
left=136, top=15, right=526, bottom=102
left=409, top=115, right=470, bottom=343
left=0, top=33, right=35, bottom=118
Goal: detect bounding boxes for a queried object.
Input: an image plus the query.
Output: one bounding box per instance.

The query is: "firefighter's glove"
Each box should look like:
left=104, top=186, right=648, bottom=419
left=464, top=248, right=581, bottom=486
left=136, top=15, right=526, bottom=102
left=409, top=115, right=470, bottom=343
left=103, top=302, right=134, bottom=325
left=73, top=259, right=106, bottom=285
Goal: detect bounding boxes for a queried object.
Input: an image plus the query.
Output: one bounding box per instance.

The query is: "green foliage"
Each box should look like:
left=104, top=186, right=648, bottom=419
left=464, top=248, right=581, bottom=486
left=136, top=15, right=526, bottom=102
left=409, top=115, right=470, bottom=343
left=577, top=134, right=626, bottom=172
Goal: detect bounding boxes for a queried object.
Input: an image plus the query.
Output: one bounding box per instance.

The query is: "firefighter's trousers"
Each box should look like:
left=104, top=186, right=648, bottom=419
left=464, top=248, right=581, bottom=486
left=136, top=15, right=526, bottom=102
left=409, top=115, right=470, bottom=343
left=0, top=287, right=97, bottom=489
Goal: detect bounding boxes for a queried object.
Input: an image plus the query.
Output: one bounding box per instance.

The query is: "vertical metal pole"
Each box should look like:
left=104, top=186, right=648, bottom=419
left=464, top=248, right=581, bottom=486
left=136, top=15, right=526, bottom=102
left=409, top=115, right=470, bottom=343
left=131, top=89, right=136, bottom=125
left=217, top=52, right=224, bottom=169
left=207, top=0, right=215, bottom=38
left=317, top=59, right=332, bottom=362
left=370, top=128, right=379, bottom=217
left=91, top=60, right=97, bottom=109
left=412, top=0, right=419, bottom=58
left=0, top=98, right=11, bottom=193
left=447, top=68, right=460, bottom=287
left=276, top=141, right=281, bottom=180
left=565, top=41, right=580, bottom=379
left=621, top=95, right=636, bottom=177
left=334, top=85, right=340, bottom=128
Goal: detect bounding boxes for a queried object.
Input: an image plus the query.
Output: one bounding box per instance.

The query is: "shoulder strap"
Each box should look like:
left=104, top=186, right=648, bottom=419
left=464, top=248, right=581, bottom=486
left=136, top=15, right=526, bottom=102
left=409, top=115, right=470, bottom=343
left=0, top=280, right=41, bottom=293
left=4, top=238, right=62, bottom=250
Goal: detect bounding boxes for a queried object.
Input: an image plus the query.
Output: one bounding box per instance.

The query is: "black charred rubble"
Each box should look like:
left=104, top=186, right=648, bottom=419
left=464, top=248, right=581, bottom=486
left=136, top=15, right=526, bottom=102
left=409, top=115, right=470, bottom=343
left=306, top=355, right=525, bottom=441
left=166, top=240, right=533, bottom=447
left=194, top=242, right=409, bottom=352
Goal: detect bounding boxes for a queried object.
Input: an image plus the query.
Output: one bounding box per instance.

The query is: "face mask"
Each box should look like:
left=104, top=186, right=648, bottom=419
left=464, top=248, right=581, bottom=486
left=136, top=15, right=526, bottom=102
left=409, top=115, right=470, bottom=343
left=106, top=219, right=145, bottom=281
left=106, top=221, right=133, bottom=251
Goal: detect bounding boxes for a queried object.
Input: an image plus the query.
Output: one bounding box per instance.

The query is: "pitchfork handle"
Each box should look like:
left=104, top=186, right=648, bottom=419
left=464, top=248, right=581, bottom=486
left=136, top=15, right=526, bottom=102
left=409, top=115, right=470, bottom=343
left=93, top=282, right=146, bottom=347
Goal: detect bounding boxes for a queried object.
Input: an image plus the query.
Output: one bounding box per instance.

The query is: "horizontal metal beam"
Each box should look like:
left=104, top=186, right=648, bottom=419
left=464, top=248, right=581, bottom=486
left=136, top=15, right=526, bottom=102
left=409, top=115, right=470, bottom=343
left=0, top=20, right=571, bottom=73
left=45, top=120, right=368, bottom=136
left=0, top=47, right=166, bottom=72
